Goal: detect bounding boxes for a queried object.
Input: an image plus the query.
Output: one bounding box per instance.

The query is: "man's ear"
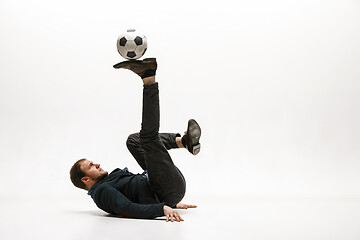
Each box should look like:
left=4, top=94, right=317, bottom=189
left=81, top=176, right=90, bottom=183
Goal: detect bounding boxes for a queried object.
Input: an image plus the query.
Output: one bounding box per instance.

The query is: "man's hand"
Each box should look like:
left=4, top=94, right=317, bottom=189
left=176, top=203, right=197, bottom=209
left=163, top=205, right=184, bottom=222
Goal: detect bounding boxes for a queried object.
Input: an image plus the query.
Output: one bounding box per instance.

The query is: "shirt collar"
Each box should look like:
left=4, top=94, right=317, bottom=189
left=87, top=182, right=98, bottom=195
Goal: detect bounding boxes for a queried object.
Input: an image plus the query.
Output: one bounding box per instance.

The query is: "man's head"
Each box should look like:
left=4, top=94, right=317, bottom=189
left=70, top=158, right=108, bottom=190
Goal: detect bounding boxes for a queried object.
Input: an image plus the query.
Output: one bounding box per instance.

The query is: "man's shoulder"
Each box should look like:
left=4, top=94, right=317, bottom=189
left=88, top=180, right=115, bottom=198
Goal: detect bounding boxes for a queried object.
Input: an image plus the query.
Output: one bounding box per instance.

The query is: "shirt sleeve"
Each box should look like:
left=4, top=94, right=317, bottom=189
left=93, top=185, right=165, bottom=219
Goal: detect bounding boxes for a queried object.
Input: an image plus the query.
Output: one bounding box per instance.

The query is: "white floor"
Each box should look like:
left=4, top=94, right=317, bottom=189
left=1, top=194, right=360, bottom=240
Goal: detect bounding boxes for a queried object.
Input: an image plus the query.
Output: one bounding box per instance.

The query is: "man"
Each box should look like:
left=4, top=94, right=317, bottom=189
left=70, top=58, right=201, bottom=222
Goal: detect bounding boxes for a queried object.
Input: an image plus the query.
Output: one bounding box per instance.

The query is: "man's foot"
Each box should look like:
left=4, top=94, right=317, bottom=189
left=113, top=58, right=157, bottom=79
left=182, top=119, right=201, bottom=155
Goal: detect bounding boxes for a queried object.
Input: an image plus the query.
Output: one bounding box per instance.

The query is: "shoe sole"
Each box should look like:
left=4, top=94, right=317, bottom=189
left=143, top=58, right=156, bottom=62
left=187, top=119, right=201, bottom=155
left=113, top=58, right=157, bottom=69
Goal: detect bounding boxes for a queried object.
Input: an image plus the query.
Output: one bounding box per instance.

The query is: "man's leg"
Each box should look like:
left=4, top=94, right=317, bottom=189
left=126, top=132, right=182, bottom=171
left=139, top=82, right=186, bottom=206
left=114, top=58, right=201, bottom=206
left=114, top=58, right=185, bottom=206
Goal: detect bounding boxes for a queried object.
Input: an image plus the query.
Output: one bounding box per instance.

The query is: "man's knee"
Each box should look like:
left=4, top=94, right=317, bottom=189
left=126, top=133, right=140, bottom=150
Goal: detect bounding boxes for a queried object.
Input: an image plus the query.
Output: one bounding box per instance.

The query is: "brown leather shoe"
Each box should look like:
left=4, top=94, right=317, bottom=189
left=113, top=58, right=157, bottom=79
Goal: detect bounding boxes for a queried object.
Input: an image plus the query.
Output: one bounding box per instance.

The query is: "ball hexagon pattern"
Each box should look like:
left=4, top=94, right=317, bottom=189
left=116, top=29, right=147, bottom=60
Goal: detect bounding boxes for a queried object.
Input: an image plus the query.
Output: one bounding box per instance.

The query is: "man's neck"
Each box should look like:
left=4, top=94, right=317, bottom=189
left=85, top=180, right=97, bottom=191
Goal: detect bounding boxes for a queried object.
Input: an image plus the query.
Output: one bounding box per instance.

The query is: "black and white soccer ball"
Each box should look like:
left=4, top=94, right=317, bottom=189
left=116, top=29, right=147, bottom=60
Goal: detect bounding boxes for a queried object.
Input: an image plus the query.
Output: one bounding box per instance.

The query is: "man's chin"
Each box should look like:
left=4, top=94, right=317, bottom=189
left=96, top=172, right=109, bottom=182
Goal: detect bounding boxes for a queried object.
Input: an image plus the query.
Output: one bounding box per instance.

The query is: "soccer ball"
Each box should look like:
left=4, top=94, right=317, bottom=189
left=116, top=29, right=147, bottom=60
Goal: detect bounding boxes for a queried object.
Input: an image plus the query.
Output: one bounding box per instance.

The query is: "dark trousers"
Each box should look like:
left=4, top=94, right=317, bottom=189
left=126, top=83, right=186, bottom=206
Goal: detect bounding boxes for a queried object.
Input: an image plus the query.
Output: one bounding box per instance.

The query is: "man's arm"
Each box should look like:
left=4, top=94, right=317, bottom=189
left=94, top=185, right=164, bottom=219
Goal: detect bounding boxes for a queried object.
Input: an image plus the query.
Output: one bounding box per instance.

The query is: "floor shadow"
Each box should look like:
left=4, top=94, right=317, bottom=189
left=64, top=209, right=166, bottom=221
left=105, top=213, right=166, bottom=221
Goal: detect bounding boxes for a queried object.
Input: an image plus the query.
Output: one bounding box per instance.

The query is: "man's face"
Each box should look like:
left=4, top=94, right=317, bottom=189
left=80, top=159, right=108, bottom=182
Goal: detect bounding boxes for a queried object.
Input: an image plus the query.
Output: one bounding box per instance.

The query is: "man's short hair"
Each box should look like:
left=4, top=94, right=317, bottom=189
left=70, top=159, right=87, bottom=190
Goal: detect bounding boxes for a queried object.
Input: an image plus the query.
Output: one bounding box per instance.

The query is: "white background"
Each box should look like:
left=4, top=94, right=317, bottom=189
left=1, top=0, right=360, bottom=200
